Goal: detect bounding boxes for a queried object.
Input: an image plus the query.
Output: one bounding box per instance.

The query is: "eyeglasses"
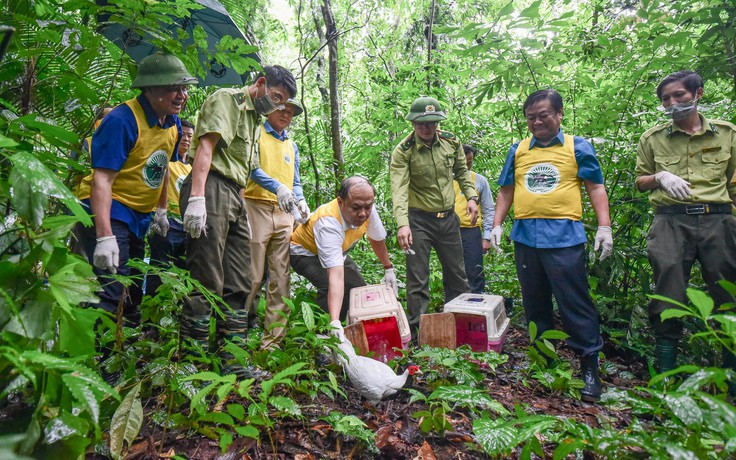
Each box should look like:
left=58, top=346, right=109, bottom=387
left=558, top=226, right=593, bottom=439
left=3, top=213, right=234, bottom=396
left=525, top=111, right=554, bottom=123
left=414, top=121, right=438, bottom=128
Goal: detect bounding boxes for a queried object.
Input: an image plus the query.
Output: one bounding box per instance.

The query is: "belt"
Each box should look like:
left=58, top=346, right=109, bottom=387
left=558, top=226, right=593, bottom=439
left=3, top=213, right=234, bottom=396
left=655, top=203, right=733, bottom=215
left=410, top=208, right=454, bottom=219
left=209, top=169, right=244, bottom=191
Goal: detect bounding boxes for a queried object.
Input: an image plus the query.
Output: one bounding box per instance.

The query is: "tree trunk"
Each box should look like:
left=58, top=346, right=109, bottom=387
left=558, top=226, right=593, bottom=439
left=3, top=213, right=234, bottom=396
left=321, top=0, right=344, bottom=185
left=426, top=0, right=436, bottom=93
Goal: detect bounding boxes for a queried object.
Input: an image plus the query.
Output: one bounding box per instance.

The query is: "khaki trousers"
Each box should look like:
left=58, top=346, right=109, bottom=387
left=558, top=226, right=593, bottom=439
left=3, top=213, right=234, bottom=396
left=244, top=199, right=294, bottom=349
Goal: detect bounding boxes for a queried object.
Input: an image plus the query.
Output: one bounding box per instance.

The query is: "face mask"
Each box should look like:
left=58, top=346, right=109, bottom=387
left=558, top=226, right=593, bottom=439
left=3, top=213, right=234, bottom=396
left=253, top=82, right=283, bottom=116
left=664, top=98, right=698, bottom=121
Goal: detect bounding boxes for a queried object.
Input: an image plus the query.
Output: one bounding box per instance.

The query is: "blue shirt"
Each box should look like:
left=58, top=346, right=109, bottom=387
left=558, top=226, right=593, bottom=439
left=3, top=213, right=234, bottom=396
left=87, top=95, right=182, bottom=239
left=249, top=121, right=304, bottom=200
left=497, top=130, right=603, bottom=248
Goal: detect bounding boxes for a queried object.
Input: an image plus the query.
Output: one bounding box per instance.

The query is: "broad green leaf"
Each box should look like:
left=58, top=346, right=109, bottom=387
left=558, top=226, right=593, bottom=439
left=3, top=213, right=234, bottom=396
left=660, top=309, right=689, bottom=320
left=234, top=425, right=259, bottom=438
left=109, top=382, right=143, bottom=460
left=528, top=321, right=538, bottom=342
left=686, top=288, right=714, bottom=319
left=58, top=308, right=100, bottom=358
left=227, top=404, right=246, bottom=421
left=664, top=394, right=703, bottom=428
left=538, top=330, right=569, bottom=340
left=429, top=385, right=509, bottom=415
left=43, top=411, right=89, bottom=444
left=269, top=395, right=301, bottom=416
left=47, top=264, right=100, bottom=313
left=197, top=412, right=235, bottom=425
left=2, top=300, right=52, bottom=339
left=62, top=373, right=102, bottom=425
left=473, top=418, right=516, bottom=455
left=301, top=301, right=315, bottom=331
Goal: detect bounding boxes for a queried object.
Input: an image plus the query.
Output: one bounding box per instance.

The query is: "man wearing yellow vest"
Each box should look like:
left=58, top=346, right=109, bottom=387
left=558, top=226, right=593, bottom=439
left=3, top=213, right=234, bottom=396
left=74, top=52, right=198, bottom=324
left=290, top=177, right=397, bottom=342
left=179, top=65, right=296, bottom=377
left=390, top=96, right=478, bottom=335
left=491, top=89, right=613, bottom=402
left=243, top=99, right=309, bottom=350
left=453, top=144, right=496, bottom=294
left=146, top=119, right=195, bottom=297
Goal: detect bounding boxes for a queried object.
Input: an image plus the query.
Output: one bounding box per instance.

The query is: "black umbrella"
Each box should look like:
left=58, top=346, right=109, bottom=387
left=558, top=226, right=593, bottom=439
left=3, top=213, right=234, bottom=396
left=97, top=0, right=260, bottom=86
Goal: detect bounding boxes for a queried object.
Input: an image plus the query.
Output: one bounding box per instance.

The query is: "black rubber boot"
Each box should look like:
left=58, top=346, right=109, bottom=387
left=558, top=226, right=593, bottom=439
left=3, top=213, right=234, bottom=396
left=655, top=340, right=678, bottom=373
left=580, top=354, right=602, bottom=403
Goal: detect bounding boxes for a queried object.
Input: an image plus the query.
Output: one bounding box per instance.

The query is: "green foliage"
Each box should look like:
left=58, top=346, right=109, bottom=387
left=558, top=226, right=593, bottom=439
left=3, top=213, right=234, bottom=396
left=323, top=411, right=378, bottom=453
left=526, top=322, right=585, bottom=399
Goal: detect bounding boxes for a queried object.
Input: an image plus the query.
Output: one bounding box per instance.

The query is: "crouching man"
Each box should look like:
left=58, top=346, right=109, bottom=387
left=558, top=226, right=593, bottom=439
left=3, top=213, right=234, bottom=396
left=290, top=176, right=398, bottom=340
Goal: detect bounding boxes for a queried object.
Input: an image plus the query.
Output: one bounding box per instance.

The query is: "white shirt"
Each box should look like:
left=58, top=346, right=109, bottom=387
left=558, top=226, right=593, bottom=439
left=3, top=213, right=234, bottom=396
left=290, top=206, right=387, bottom=268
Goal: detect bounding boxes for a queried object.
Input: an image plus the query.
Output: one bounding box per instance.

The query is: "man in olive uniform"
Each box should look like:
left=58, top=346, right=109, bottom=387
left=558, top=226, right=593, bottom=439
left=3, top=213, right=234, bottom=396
left=390, top=96, right=478, bottom=334
left=635, top=70, right=736, bottom=378
left=74, top=52, right=197, bottom=324
left=180, top=65, right=296, bottom=377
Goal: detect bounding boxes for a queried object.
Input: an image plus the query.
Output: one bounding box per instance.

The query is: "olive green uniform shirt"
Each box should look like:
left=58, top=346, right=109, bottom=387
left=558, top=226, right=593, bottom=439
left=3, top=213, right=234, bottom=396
left=390, top=130, right=476, bottom=228
left=636, top=115, right=736, bottom=206
left=190, top=87, right=260, bottom=187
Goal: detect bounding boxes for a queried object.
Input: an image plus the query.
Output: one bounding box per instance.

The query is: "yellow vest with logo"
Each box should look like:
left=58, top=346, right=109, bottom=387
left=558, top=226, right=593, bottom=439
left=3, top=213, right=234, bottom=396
left=291, top=199, right=370, bottom=255
left=453, top=171, right=481, bottom=228
left=243, top=125, right=296, bottom=202
left=514, top=134, right=582, bottom=220
left=77, top=98, right=178, bottom=213
left=166, top=160, right=192, bottom=219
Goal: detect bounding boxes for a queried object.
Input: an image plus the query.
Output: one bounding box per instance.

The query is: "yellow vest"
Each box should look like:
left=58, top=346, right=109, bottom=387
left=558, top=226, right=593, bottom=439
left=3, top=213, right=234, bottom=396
left=243, top=125, right=296, bottom=202
left=77, top=98, right=178, bottom=213
left=166, top=161, right=192, bottom=218
left=514, top=134, right=582, bottom=220
left=291, top=199, right=370, bottom=255
left=453, top=171, right=481, bottom=228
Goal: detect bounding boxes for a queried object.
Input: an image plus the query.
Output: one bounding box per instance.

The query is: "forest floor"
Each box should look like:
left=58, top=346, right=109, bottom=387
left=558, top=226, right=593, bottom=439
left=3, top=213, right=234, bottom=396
left=105, top=325, right=651, bottom=460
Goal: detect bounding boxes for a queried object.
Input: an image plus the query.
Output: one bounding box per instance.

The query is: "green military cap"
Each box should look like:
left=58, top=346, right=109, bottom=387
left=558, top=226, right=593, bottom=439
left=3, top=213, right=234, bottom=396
left=405, top=96, right=447, bottom=122
left=285, top=98, right=303, bottom=116
left=131, top=52, right=198, bottom=88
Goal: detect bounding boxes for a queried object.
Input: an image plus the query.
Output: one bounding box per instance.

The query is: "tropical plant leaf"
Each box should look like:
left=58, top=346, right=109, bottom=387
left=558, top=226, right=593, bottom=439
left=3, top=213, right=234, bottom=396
left=109, top=382, right=143, bottom=460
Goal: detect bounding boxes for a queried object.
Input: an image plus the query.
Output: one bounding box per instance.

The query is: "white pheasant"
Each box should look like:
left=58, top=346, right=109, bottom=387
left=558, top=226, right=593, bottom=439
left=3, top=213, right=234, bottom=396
left=334, top=338, right=421, bottom=405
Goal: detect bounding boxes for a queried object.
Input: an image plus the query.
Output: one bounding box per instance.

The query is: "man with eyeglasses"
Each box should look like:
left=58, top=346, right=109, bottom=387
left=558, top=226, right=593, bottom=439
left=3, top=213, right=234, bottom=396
left=491, top=89, right=613, bottom=402
left=179, top=65, right=296, bottom=378
left=74, top=52, right=197, bottom=326
left=390, top=96, right=478, bottom=337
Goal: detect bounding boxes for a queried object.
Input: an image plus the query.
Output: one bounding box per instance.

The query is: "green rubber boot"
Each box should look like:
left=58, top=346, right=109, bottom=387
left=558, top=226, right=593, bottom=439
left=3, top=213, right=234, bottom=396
left=655, top=340, right=678, bottom=374
left=180, top=314, right=211, bottom=360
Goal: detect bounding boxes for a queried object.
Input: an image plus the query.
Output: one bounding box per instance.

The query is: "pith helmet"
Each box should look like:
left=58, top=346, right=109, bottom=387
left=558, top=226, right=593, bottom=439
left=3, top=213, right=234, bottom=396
left=130, top=52, right=199, bottom=89
left=405, top=96, right=447, bottom=122
left=285, top=98, right=303, bottom=117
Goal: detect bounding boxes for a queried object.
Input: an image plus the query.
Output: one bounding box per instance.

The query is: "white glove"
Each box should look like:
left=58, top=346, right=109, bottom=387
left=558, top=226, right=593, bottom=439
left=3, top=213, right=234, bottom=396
left=183, top=196, right=207, bottom=238
left=655, top=171, right=692, bottom=200
left=297, top=199, right=310, bottom=223
left=594, top=226, right=613, bottom=261
left=151, top=207, right=169, bottom=237
left=93, top=236, right=119, bottom=274
left=382, top=267, right=399, bottom=297
left=276, top=185, right=297, bottom=213
left=329, top=320, right=346, bottom=343
left=490, top=225, right=503, bottom=253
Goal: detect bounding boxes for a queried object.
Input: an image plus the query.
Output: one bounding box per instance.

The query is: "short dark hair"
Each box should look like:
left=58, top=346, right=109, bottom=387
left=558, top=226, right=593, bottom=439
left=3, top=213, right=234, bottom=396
left=338, top=176, right=375, bottom=200
left=656, top=70, right=703, bottom=101
left=255, top=65, right=297, bottom=99
left=523, top=89, right=563, bottom=116
left=462, top=144, right=476, bottom=156
left=180, top=119, right=194, bottom=129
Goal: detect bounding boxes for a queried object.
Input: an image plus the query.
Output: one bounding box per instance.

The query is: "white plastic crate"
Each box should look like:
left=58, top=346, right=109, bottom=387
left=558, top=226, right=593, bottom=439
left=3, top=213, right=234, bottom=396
left=348, top=284, right=411, bottom=353
left=444, top=293, right=510, bottom=352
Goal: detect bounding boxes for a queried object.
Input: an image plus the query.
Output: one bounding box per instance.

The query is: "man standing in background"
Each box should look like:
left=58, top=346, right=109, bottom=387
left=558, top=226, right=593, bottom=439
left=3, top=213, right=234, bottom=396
left=454, top=144, right=495, bottom=294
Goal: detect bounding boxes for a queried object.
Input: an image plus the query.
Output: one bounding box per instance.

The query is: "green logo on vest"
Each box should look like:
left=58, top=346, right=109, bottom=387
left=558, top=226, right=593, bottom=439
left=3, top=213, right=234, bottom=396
left=143, top=150, right=169, bottom=188
left=525, top=163, right=559, bottom=194
left=175, top=174, right=186, bottom=192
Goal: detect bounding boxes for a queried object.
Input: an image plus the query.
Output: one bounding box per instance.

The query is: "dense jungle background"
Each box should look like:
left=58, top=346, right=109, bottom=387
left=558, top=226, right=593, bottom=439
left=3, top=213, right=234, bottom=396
left=2, top=0, right=736, bottom=458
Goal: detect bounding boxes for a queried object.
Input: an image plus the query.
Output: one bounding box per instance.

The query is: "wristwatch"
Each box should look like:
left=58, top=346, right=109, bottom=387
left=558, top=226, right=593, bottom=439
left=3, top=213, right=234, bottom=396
left=467, top=196, right=479, bottom=204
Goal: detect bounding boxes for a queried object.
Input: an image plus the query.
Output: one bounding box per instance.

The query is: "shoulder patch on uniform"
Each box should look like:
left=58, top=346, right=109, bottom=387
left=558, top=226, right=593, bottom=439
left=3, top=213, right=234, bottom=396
left=709, top=123, right=719, bottom=134
left=401, top=137, right=415, bottom=151
left=232, top=92, right=246, bottom=105
left=439, top=130, right=455, bottom=140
